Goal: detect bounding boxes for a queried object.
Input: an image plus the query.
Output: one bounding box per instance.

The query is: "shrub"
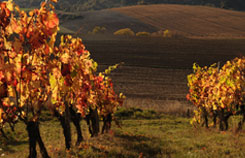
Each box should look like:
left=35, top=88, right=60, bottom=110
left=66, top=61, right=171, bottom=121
left=151, top=30, right=164, bottom=37
left=163, top=29, right=172, bottom=38
left=113, top=28, right=135, bottom=37
left=136, top=31, right=151, bottom=37
left=88, top=26, right=106, bottom=35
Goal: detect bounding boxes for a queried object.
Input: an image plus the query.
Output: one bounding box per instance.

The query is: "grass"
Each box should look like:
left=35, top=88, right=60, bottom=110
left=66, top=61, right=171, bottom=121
left=20, top=8, right=35, bottom=12
left=1, top=108, right=245, bottom=158
left=59, top=26, right=75, bottom=34
left=122, top=98, right=193, bottom=117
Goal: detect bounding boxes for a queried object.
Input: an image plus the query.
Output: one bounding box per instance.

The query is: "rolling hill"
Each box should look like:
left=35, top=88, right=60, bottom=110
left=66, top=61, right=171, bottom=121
left=14, top=0, right=245, bottom=12
left=61, top=4, right=245, bottom=39
left=60, top=4, right=245, bottom=102
left=112, top=4, right=245, bottom=38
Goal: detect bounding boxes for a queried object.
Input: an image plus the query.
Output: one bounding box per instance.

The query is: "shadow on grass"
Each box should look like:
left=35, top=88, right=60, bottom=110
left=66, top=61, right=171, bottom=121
left=114, top=132, right=175, bottom=158
left=115, top=107, right=160, bottom=120
left=0, top=130, right=28, bottom=153
left=0, top=137, right=28, bottom=153
left=73, top=132, right=172, bottom=158
left=115, top=132, right=152, bottom=142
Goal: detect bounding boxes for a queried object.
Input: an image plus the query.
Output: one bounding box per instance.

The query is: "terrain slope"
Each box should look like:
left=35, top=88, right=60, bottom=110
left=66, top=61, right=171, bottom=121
left=111, top=4, right=245, bottom=38
left=61, top=4, right=245, bottom=39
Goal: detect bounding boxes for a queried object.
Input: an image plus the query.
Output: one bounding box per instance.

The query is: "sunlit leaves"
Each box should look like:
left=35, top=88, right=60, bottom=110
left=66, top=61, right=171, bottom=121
left=41, top=11, right=59, bottom=35
left=0, top=108, right=3, bottom=123
left=187, top=57, right=245, bottom=125
left=0, top=0, right=125, bottom=133
left=43, top=11, right=59, bottom=29
left=51, top=0, right=58, bottom=3
left=0, top=2, right=11, bottom=28
left=0, top=0, right=61, bottom=127
left=49, top=73, right=60, bottom=105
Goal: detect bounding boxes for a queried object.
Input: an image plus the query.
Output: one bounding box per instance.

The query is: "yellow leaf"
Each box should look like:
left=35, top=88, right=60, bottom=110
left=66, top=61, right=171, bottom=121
left=14, top=54, right=22, bottom=75
left=6, top=0, right=14, bottom=11
left=60, top=53, right=70, bottom=64
left=49, top=73, right=57, bottom=90
left=49, top=73, right=59, bottom=104
left=51, top=0, right=58, bottom=3
left=15, top=5, right=20, bottom=13
left=32, top=73, right=38, bottom=81
left=4, top=37, right=12, bottom=50
left=213, top=104, right=217, bottom=110
left=21, top=111, right=26, bottom=117
left=49, top=32, right=57, bottom=49
left=11, top=20, right=22, bottom=34
left=5, top=71, right=12, bottom=82
left=8, top=85, right=15, bottom=97
left=0, top=108, right=2, bottom=122
left=2, top=97, right=11, bottom=106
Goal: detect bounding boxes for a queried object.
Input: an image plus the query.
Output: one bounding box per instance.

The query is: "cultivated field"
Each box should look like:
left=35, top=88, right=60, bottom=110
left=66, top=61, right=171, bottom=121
left=60, top=4, right=245, bottom=39
left=60, top=10, right=157, bottom=36
left=112, top=4, right=245, bottom=38
left=83, top=37, right=245, bottom=114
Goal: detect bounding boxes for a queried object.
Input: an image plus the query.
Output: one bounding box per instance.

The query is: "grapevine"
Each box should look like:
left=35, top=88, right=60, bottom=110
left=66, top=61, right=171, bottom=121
left=187, top=57, right=245, bottom=131
left=0, top=0, right=125, bottom=157
left=0, top=1, right=59, bottom=157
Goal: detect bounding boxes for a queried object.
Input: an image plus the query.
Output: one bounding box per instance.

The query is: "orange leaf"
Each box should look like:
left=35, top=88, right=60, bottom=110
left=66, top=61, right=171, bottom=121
left=43, top=12, right=59, bottom=29
left=13, top=38, right=22, bottom=52
left=51, top=0, right=58, bottom=3
left=6, top=0, right=14, bottom=11
left=0, top=108, right=2, bottom=122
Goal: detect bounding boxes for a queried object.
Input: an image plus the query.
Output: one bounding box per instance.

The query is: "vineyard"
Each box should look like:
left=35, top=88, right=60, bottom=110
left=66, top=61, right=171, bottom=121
left=0, top=0, right=245, bottom=158
left=0, top=0, right=125, bottom=157
left=187, top=58, right=245, bottom=131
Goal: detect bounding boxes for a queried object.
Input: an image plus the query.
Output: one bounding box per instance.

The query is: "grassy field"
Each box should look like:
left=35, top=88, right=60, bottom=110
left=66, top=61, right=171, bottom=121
left=1, top=109, right=245, bottom=158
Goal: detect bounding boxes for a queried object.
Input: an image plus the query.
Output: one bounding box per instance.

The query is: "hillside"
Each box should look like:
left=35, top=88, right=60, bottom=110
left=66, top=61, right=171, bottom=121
left=14, top=0, right=245, bottom=12
left=60, top=9, right=157, bottom=36
left=60, top=4, right=245, bottom=39
left=111, top=4, right=245, bottom=38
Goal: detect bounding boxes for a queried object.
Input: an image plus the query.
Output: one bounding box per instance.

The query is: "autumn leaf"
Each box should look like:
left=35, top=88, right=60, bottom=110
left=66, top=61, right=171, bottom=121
left=11, top=20, right=22, bottom=34
left=6, top=0, right=14, bottom=11
left=51, top=0, right=58, bottom=3
left=0, top=108, right=2, bottom=122
left=60, top=53, right=70, bottom=64
left=0, top=2, right=10, bottom=17
left=43, top=12, right=59, bottom=29
left=13, top=38, right=22, bottom=52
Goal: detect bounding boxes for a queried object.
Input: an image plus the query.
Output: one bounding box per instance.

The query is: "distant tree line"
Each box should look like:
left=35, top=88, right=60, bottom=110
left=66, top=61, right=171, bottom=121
left=14, top=0, right=245, bottom=11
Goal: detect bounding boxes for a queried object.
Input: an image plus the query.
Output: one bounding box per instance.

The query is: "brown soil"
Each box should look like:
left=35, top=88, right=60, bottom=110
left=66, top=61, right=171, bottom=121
left=83, top=38, right=245, bottom=107
left=112, top=4, right=245, bottom=38
left=61, top=10, right=157, bottom=35
left=60, top=4, right=245, bottom=109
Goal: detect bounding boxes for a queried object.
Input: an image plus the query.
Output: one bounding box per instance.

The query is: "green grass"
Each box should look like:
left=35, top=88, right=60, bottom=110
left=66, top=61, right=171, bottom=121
left=20, top=8, right=35, bottom=12
left=59, top=26, right=75, bottom=34
left=115, top=107, right=160, bottom=119
left=1, top=111, right=245, bottom=158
